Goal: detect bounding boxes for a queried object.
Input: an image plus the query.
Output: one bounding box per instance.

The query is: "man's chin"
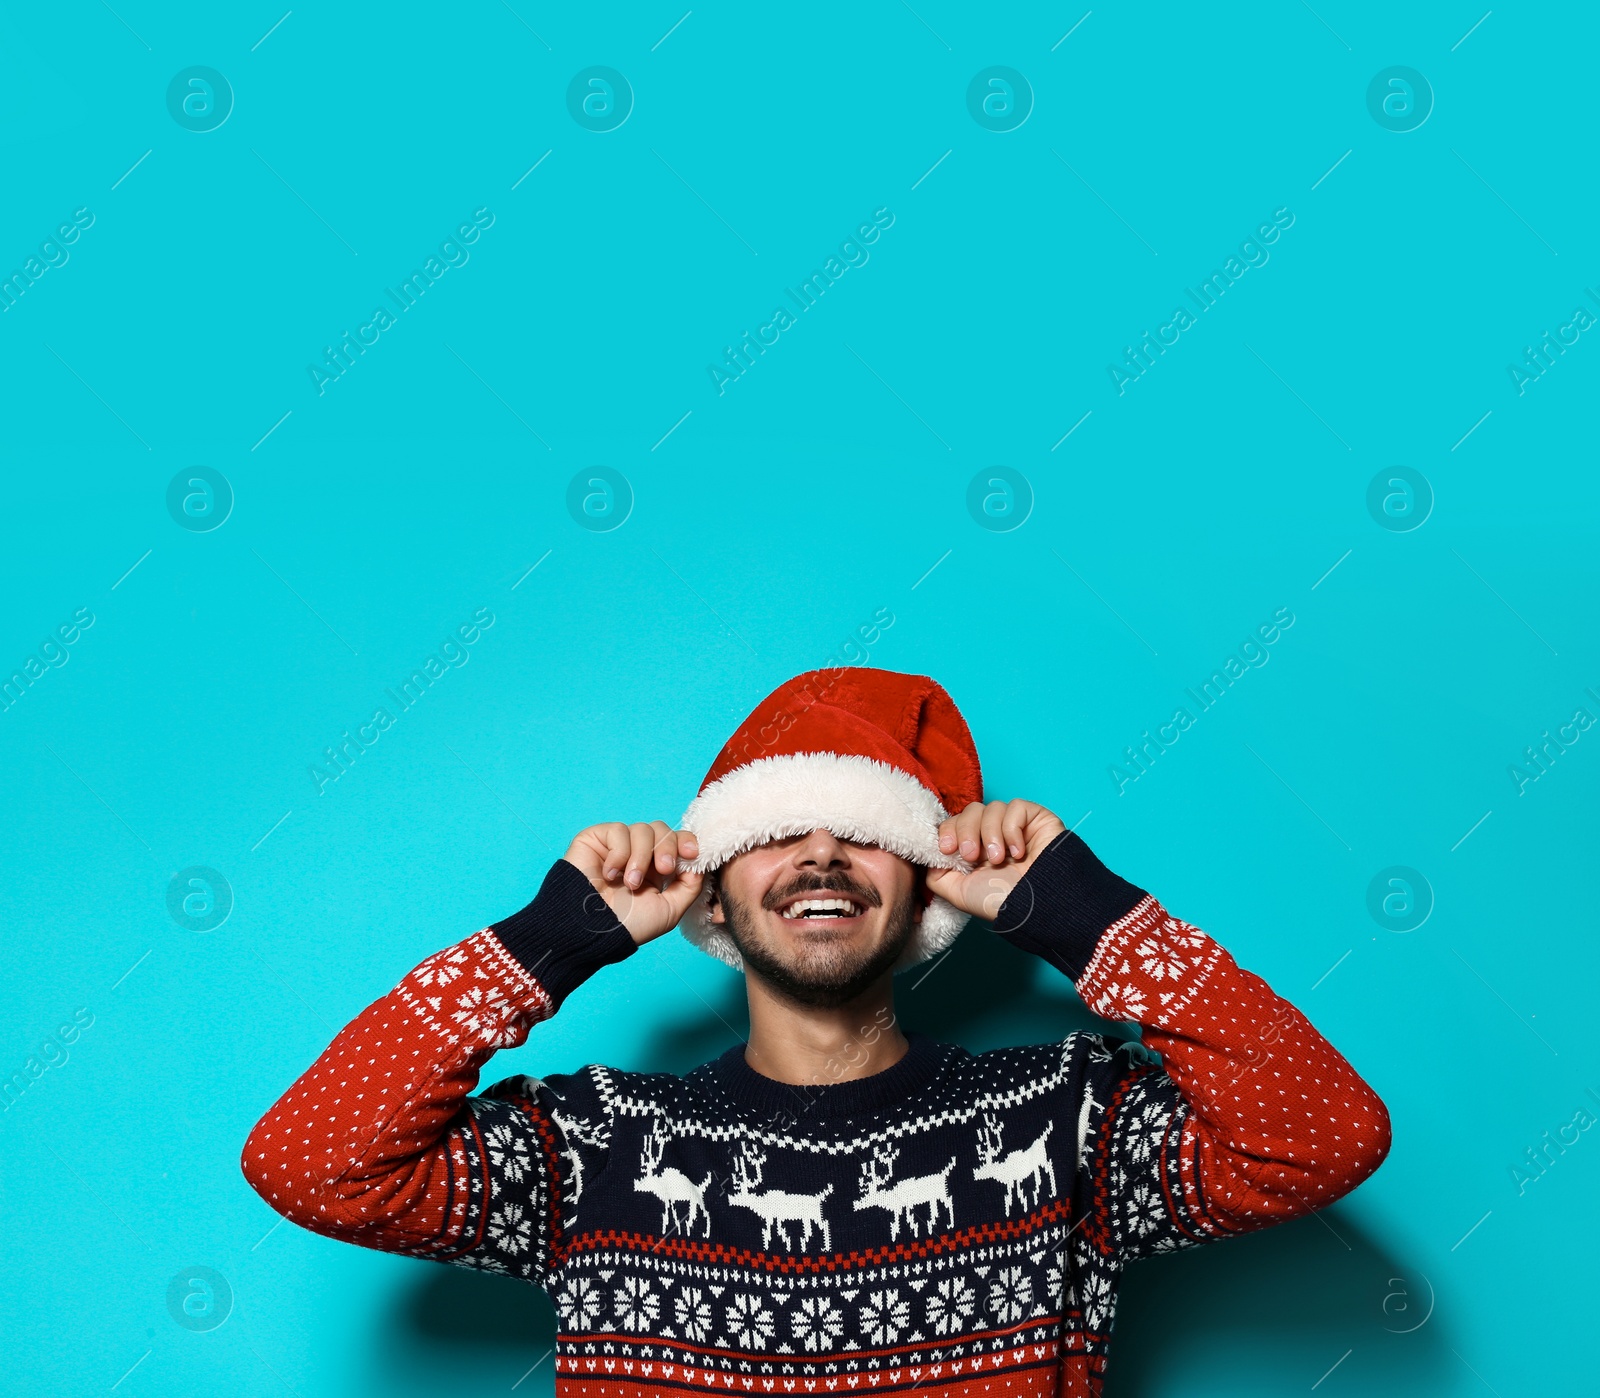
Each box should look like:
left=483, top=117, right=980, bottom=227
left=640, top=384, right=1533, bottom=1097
left=737, top=948, right=889, bottom=1010
left=768, top=929, right=876, bottom=983
left=723, top=907, right=917, bottom=1009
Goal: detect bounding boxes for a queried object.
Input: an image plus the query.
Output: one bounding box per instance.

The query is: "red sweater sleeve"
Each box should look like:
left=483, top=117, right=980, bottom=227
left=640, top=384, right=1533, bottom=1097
left=993, top=832, right=1391, bottom=1250
left=240, top=860, right=635, bottom=1266
left=1075, top=895, right=1391, bottom=1236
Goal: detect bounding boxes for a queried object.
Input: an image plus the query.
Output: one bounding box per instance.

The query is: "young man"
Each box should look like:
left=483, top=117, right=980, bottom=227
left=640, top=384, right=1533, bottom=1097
left=243, top=668, right=1390, bottom=1396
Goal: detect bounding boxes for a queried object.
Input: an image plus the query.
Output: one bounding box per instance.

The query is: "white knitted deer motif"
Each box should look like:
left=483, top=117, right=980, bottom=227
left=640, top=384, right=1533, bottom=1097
left=1076, top=1091, right=1102, bottom=1169
left=853, top=1143, right=956, bottom=1240
left=550, top=1107, right=608, bottom=1216
left=632, top=1119, right=713, bottom=1238
left=971, top=1114, right=1057, bottom=1216
left=726, top=1142, right=834, bottom=1252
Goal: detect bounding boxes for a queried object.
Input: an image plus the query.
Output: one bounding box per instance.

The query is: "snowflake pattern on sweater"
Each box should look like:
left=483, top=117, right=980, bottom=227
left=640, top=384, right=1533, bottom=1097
left=242, top=835, right=1390, bottom=1397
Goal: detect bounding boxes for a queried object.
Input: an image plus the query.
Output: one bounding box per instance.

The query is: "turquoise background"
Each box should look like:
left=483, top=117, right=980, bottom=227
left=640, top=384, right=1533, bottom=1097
left=1, top=2, right=1595, bottom=1394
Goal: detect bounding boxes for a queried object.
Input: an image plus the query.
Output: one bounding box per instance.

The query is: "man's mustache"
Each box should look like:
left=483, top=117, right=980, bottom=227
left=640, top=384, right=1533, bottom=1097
left=761, top=871, right=883, bottom=912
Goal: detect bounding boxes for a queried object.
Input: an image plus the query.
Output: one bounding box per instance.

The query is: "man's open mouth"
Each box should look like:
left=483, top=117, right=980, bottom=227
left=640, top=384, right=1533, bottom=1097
left=777, top=896, right=866, bottom=920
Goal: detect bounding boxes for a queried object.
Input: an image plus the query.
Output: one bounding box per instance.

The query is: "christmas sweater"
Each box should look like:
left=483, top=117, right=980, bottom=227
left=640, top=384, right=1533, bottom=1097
left=242, top=832, right=1390, bottom=1396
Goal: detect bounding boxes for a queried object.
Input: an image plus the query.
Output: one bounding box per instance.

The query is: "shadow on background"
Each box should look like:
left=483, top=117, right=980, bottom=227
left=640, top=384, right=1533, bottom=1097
left=375, top=1263, right=559, bottom=1396
left=1108, top=1212, right=1451, bottom=1396
left=375, top=928, right=1445, bottom=1396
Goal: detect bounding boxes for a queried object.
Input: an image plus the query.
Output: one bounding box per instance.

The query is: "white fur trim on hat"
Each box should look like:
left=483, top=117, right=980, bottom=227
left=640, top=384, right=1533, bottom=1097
left=675, top=751, right=972, bottom=972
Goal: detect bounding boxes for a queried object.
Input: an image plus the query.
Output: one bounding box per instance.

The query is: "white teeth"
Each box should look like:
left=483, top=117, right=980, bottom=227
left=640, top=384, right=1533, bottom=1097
left=781, top=898, right=861, bottom=919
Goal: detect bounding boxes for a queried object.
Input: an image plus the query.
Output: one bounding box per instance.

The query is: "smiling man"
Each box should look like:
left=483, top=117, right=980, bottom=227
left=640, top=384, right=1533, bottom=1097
left=243, top=668, right=1390, bottom=1396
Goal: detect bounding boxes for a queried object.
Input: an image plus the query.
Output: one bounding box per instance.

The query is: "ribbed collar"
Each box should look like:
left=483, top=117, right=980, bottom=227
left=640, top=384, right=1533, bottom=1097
left=705, top=1031, right=950, bottom=1123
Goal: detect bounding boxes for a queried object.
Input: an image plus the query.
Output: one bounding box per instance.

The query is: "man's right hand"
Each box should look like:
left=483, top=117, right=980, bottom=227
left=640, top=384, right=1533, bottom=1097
left=564, top=822, right=705, bottom=945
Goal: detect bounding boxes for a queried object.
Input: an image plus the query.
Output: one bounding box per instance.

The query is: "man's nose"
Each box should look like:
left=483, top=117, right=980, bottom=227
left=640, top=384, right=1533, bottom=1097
left=794, top=828, right=850, bottom=868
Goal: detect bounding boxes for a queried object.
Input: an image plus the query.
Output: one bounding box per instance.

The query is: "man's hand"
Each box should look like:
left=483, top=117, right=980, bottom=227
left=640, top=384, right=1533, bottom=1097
left=564, top=822, right=705, bottom=945
left=925, top=800, right=1066, bottom=921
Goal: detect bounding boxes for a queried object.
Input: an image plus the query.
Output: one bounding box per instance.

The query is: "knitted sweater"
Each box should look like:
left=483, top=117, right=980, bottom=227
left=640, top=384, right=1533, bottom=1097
left=242, top=832, right=1390, bottom=1396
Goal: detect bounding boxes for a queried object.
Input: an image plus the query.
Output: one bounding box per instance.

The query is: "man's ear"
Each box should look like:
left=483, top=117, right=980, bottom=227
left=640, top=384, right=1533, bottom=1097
left=705, top=869, right=725, bottom=925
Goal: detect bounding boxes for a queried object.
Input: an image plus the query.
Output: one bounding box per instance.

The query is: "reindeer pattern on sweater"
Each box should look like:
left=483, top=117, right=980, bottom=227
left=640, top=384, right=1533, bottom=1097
left=241, top=836, right=1391, bottom=1398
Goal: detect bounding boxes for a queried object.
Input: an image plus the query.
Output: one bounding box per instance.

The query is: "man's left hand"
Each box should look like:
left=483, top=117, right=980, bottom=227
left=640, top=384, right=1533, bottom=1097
left=925, top=799, right=1066, bottom=920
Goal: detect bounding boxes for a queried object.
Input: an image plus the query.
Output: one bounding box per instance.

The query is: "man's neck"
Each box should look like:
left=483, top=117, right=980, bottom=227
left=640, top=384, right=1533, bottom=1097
left=741, top=974, right=907, bottom=1087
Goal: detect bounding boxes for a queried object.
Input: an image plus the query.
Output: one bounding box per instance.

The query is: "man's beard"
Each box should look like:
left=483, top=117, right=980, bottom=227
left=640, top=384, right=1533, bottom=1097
left=720, top=870, right=919, bottom=1010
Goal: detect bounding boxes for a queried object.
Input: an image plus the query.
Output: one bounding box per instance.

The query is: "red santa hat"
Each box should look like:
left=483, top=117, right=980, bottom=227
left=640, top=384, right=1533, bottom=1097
left=677, top=667, right=984, bottom=971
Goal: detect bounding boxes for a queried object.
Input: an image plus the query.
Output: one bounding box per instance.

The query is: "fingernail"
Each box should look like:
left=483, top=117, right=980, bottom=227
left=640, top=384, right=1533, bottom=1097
left=1011, top=844, right=1024, bottom=858
left=987, top=842, right=1002, bottom=861
left=605, top=867, right=619, bottom=881
left=961, top=840, right=979, bottom=859
left=626, top=870, right=641, bottom=888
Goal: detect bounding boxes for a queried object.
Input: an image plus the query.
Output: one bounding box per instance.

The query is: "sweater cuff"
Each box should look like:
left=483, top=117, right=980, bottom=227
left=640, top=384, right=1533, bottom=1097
left=990, top=830, right=1147, bottom=980
left=489, top=859, right=637, bottom=1011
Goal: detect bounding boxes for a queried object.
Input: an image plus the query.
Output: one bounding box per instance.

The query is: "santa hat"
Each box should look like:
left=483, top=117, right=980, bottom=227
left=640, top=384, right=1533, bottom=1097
left=677, top=667, right=983, bottom=971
